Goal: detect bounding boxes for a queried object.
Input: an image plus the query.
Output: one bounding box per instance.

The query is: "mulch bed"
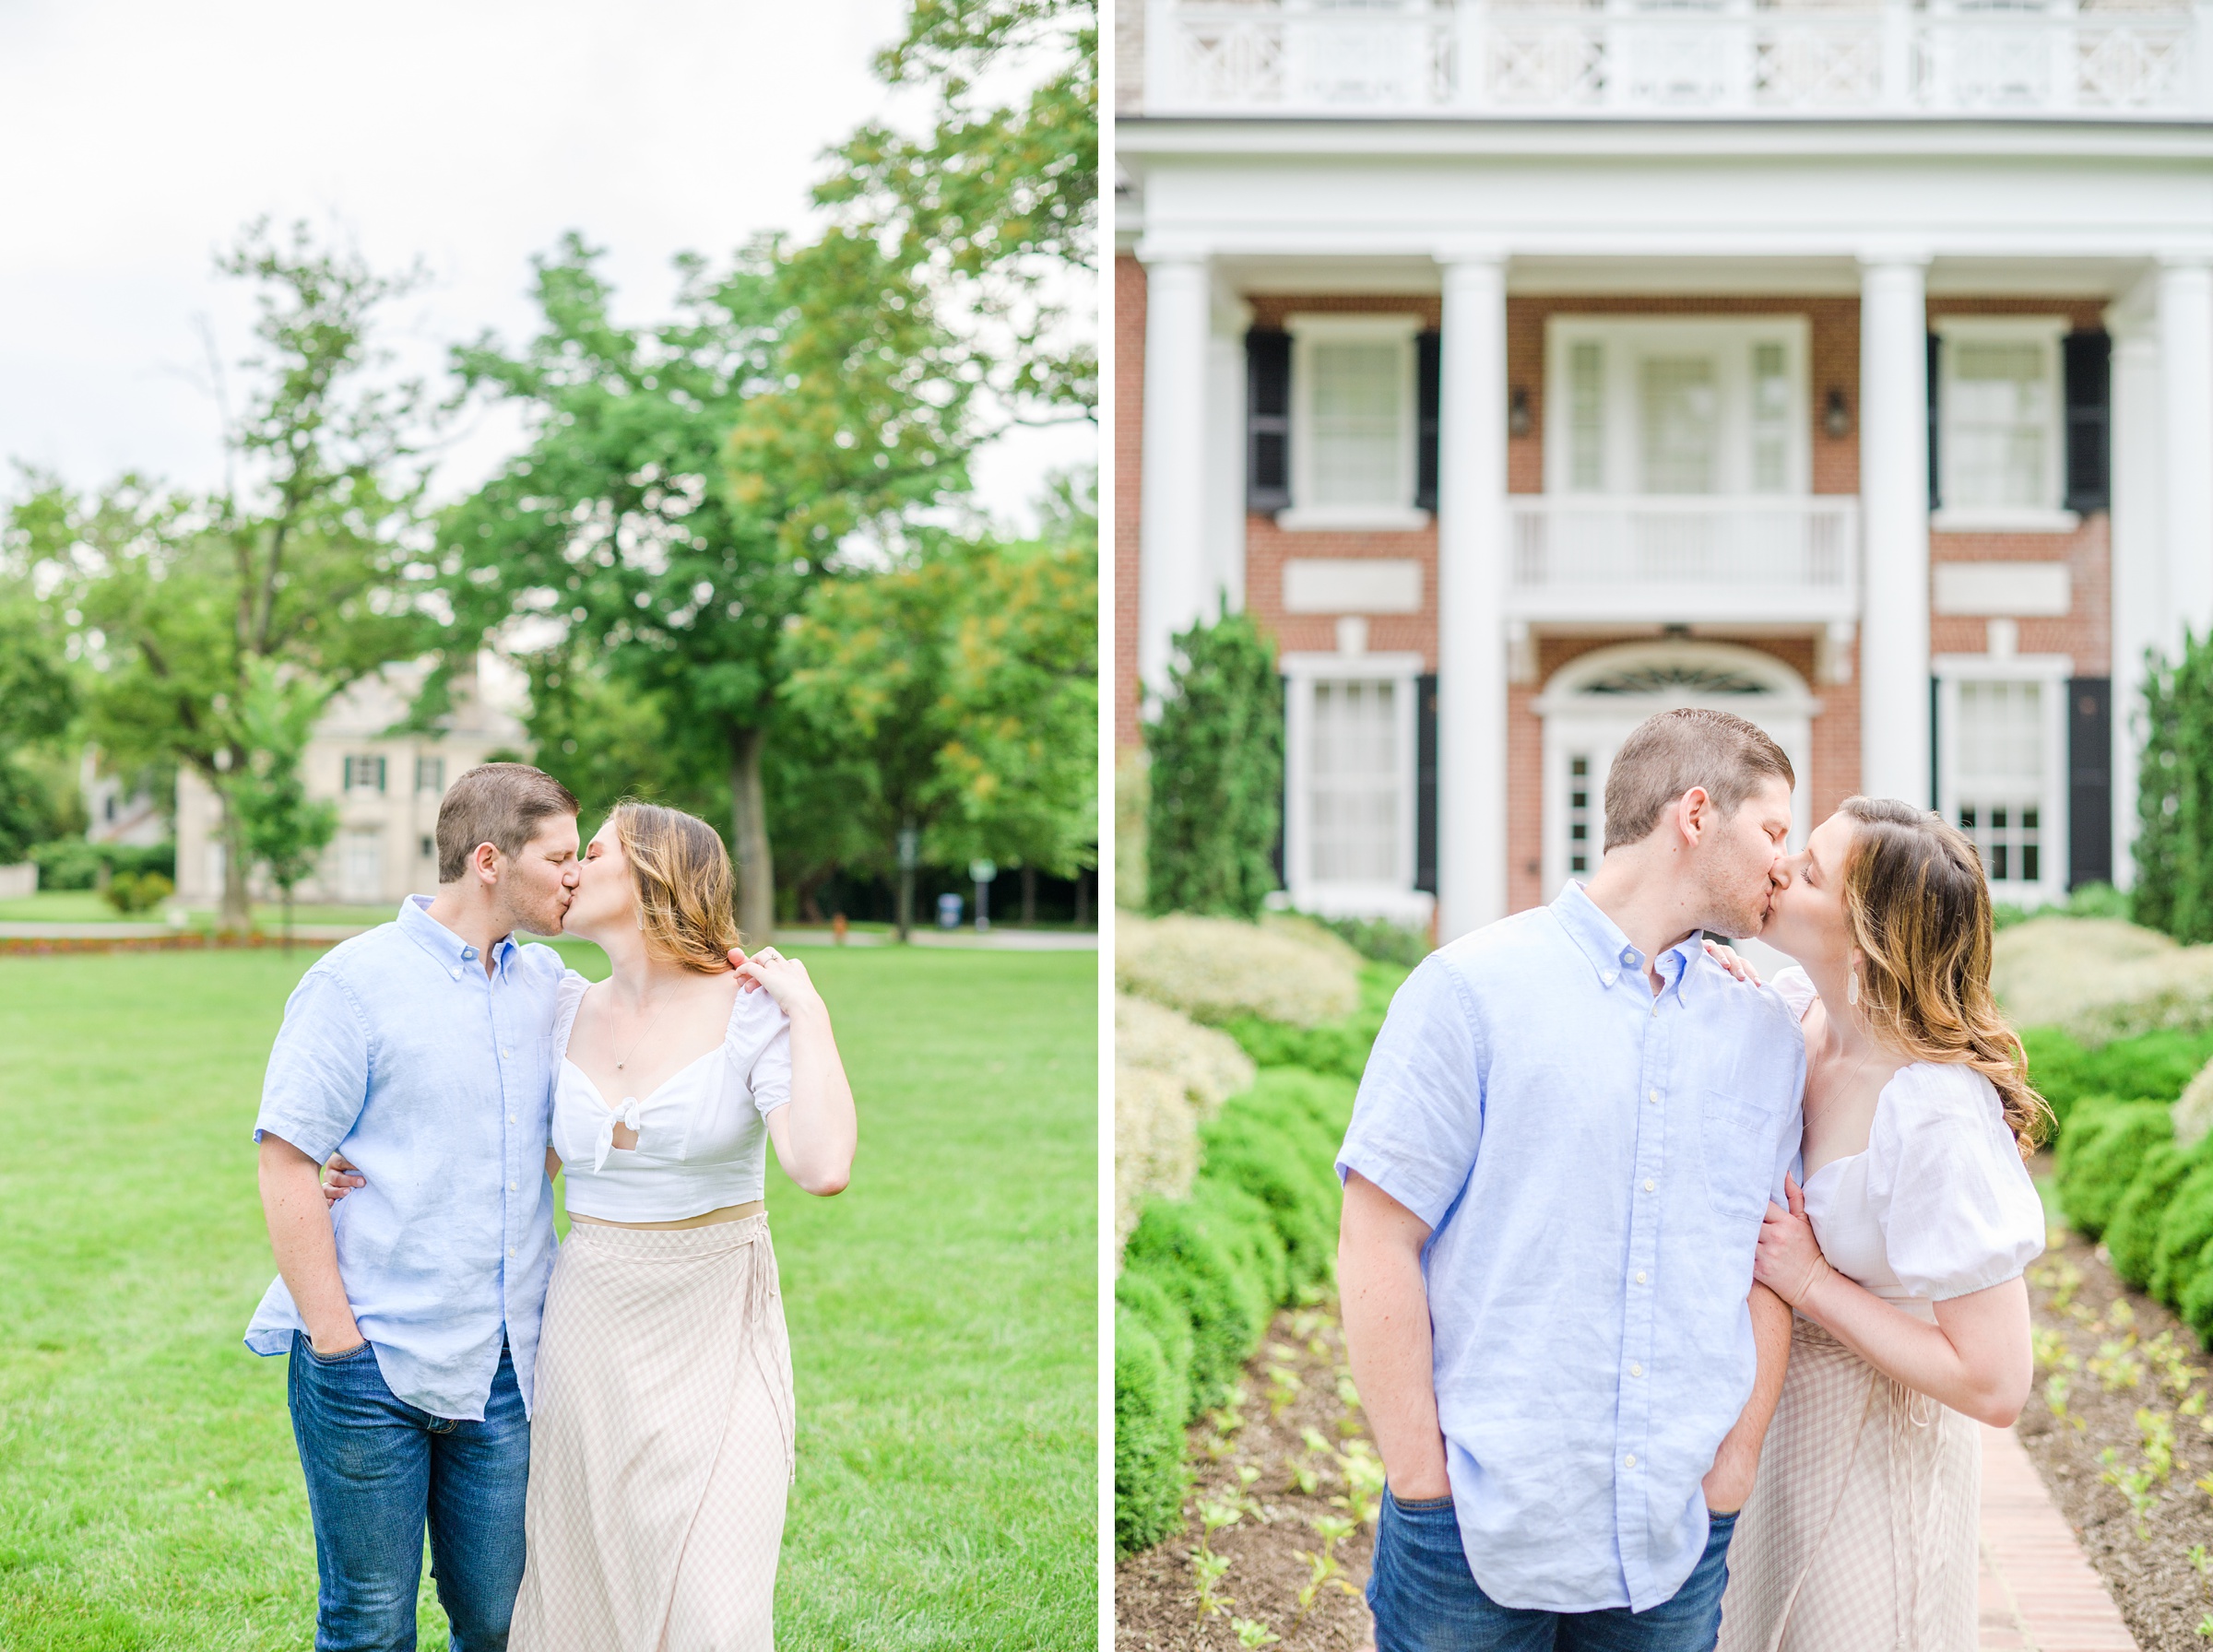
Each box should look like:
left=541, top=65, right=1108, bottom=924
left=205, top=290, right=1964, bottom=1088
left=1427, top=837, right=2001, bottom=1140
left=1115, top=1303, right=1379, bottom=1651
left=0, top=931, right=341, bottom=955
left=2018, top=1221, right=2213, bottom=1649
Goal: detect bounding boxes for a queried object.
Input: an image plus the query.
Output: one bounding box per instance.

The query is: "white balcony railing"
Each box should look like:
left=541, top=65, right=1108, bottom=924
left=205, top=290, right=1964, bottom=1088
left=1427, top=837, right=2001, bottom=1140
left=1149, top=0, right=2206, bottom=118
left=1505, top=495, right=1861, bottom=621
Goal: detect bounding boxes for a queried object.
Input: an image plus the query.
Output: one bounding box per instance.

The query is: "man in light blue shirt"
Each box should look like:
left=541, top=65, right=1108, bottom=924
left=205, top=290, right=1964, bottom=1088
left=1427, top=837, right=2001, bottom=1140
left=247, top=763, right=583, bottom=1652
left=1340, top=708, right=1806, bottom=1651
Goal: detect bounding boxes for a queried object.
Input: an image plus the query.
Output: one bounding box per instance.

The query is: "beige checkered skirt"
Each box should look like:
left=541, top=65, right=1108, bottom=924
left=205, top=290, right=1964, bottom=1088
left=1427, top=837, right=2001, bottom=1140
left=1717, top=1316, right=1980, bottom=1652
left=509, top=1213, right=797, bottom=1652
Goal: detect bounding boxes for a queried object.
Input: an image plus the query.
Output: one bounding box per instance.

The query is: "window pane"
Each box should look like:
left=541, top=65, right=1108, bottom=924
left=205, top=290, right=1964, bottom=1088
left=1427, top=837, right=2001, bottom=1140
left=1568, top=753, right=1592, bottom=875
left=1954, top=678, right=2046, bottom=886
left=1949, top=339, right=2051, bottom=510
left=1751, top=341, right=1790, bottom=492
left=1309, top=342, right=1404, bottom=507
left=1309, top=679, right=1401, bottom=883
left=1639, top=355, right=1718, bottom=493
left=1568, top=343, right=1604, bottom=492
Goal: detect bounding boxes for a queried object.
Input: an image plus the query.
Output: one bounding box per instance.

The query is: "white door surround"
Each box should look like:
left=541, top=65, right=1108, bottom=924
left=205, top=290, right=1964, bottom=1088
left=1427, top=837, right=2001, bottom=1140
left=1533, top=641, right=1818, bottom=907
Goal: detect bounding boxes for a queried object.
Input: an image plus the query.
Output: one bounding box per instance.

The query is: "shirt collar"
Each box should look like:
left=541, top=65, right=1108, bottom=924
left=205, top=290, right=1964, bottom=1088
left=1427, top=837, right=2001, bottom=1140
left=397, top=894, right=515, bottom=980
left=1550, top=880, right=1704, bottom=1003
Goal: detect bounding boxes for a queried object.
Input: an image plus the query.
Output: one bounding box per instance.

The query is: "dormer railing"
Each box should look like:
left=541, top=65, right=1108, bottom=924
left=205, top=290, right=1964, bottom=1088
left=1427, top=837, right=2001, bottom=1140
left=1146, top=0, right=2207, bottom=117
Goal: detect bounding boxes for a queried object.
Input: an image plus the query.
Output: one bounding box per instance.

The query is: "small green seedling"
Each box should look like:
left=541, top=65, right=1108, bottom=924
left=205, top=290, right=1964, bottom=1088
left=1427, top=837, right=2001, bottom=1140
left=1230, top=1617, right=1283, bottom=1647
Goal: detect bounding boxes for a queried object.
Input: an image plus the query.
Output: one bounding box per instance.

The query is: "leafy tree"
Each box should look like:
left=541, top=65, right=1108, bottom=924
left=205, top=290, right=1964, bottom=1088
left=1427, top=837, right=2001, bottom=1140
left=17, top=223, right=436, bottom=927
left=820, top=0, right=1099, bottom=421
left=2137, top=646, right=2182, bottom=937
left=1145, top=608, right=1284, bottom=920
left=0, top=580, right=77, bottom=864
left=440, top=231, right=970, bottom=939
left=2136, top=632, right=2213, bottom=944
left=779, top=523, right=1095, bottom=938
left=231, top=659, right=338, bottom=947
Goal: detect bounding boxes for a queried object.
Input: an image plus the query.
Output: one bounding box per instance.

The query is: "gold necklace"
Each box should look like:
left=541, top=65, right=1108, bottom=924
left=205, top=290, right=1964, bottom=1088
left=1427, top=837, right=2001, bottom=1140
left=609, top=989, right=675, bottom=1072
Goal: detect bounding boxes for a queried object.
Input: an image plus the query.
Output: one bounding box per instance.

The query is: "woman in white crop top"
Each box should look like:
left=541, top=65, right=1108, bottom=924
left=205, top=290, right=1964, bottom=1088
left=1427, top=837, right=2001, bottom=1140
left=1717, top=798, right=2049, bottom=1652
left=506, top=801, right=857, bottom=1652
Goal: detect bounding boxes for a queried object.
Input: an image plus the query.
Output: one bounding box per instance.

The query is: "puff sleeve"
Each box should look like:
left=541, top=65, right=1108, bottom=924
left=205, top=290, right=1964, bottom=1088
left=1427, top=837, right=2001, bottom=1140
left=1865, top=1063, right=2045, bottom=1301
left=725, top=985, right=792, bottom=1115
left=1767, top=965, right=1819, bottom=1024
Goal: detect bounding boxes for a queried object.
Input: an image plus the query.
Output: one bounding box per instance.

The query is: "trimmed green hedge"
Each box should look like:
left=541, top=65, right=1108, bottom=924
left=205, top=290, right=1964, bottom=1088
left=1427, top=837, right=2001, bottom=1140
left=2054, top=1099, right=2175, bottom=1238
left=2027, top=1023, right=2213, bottom=1141
left=2153, top=1154, right=2213, bottom=1304
left=2107, top=1138, right=2199, bottom=1289
left=1114, top=1067, right=1358, bottom=1557
left=1225, top=962, right=1406, bottom=1081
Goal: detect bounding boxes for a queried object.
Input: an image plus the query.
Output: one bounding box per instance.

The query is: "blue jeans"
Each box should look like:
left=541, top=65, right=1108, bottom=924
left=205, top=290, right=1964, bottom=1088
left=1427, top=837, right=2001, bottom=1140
left=287, top=1331, right=530, bottom=1652
left=1367, top=1486, right=1739, bottom=1652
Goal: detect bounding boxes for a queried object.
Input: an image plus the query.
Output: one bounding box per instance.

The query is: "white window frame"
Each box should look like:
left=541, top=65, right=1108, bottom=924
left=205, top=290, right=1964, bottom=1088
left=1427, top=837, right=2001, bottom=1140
left=1543, top=316, right=1811, bottom=499
left=1932, top=316, right=2077, bottom=534
left=1278, top=313, right=1428, bottom=533
left=344, top=754, right=387, bottom=794
left=1935, top=652, right=2072, bottom=908
left=1279, top=650, right=1433, bottom=924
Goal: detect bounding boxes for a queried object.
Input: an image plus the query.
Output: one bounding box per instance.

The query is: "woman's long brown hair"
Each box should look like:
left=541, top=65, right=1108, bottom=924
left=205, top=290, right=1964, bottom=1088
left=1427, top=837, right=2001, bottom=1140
left=1838, top=796, right=2052, bottom=1158
left=609, top=800, right=743, bottom=974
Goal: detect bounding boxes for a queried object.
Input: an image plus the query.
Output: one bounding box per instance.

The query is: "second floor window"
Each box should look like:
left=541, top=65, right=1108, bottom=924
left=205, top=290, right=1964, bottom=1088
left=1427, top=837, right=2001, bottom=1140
left=1939, top=324, right=2063, bottom=516
left=344, top=756, right=386, bottom=794
left=1282, top=314, right=1424, bottom=529
left=416, top=756, right=444, bottom=795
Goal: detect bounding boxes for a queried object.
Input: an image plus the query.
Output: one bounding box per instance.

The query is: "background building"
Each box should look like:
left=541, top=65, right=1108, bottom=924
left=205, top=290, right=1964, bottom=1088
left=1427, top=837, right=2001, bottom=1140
left=173, top=656, right=528, bottom=909
left=1118, top=0, right=2213, bottom=938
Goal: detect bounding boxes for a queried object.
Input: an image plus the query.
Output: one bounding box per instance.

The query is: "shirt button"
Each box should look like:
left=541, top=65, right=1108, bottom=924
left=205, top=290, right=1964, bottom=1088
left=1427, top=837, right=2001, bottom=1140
left=502, top=1049, right=512, bottom=1058
left=509, top=1115, right=516, bottom=1124
left=1649, top=1090, right=1659, bottom=1104
left=1630, top=1363, right=1643, bottom=1377
left=1624, top=1454, right=1637, bottom=1469
left=508, top=1247, right=515, bottom=1257
left=1636, top=1270, right=1648, bottom=1284
left=508, top=1181, right=516, bottom=1191
left=1644, top=1179, right=1655, bottom=1192
left=450, top=966, right=463, bottom=979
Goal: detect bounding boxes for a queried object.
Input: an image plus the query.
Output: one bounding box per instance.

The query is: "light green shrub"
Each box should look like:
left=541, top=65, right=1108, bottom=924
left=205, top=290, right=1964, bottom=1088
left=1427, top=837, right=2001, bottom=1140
left=2152, top=1154, right=2213, bottom=1304
left=1118, top=911, right=1360, bottom=1029
left=1225, top=962, right=1407, bottom=1082
left=2055, top=1100, right=2175, bottom=1238
left=1114, top=1304, right=1189, bottom=1556
left=1114, top=993, right=1257, bottom=1255
left=2107, top=1139, right=2200, bottom=1289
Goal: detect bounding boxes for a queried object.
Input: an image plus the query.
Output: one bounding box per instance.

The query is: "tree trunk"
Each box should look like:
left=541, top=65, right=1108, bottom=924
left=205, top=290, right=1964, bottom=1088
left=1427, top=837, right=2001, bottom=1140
left=1073, top=869, right=1089, bottom=930
left=219, top=792, right=253, bottom=933
left=1021, top=865, right=1036, bottom=926
left=728, top=726, right=775, bottom=944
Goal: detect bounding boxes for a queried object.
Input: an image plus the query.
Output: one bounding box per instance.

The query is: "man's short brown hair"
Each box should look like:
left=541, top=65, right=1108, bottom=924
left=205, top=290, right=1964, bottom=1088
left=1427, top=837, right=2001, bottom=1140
left=435, top=763, right=580, bottom=883
left=1603, top=708, right=1794, bottom=852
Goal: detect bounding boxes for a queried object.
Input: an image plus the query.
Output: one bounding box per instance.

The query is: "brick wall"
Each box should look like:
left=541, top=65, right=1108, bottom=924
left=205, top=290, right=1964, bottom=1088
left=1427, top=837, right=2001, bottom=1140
left=1117, top=254, right=1146, bottom=749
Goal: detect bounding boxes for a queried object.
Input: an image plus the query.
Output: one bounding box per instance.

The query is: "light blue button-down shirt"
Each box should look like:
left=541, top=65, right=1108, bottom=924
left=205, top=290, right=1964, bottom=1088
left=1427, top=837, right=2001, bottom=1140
left=243, top=896, right=566, bottom=1421
left=1338, top=882, right=1805, bottom=1613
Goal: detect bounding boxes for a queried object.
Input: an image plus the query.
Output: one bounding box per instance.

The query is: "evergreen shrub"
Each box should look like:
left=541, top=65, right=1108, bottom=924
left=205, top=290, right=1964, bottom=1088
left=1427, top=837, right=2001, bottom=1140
left=1119, top=1181, right=1279, bottom=1413
left=1226, top=963, right=1408, bottom=1082
left=2153, top=1154, right=2213, bottom=1304
left=2055, top=1100, right=2175, bottom=1238
left=2024, top=1023, right=2213, bottom=1142
left=1144, top=608, right=1284, bottom=919
left=1113, top=1304, right=1189, bottom=1556
left=2107, top=1139, right=2200, bottom=1289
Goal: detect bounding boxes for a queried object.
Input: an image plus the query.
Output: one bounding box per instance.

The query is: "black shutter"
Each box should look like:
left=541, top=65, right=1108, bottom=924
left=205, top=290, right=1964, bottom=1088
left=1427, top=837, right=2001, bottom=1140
left=1927, top=333, right=1942, bottom=513
left=1415, top=673, right=1438, bottom=894
left=2065, top=331, right=2112, bottom=515
left=1930, top=675, right=1941, bottom=813
left=1248, top=330, right=1292, bottom=514
left=2069, top=677, right=2113, bottom=888
left=1414, top=331, right=1441, bottom=513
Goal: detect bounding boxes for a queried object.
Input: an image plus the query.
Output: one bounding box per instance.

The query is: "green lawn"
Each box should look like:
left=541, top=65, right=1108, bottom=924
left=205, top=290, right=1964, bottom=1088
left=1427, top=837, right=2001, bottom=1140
left=0, top=944, right=1096, bottom=1650
left=0, top=890, right=134, bottom=922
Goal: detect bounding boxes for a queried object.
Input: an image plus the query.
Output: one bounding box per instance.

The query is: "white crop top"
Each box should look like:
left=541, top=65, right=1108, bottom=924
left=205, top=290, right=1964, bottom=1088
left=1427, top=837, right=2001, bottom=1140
left=550, top=970, right=793, bottom=1222
left=1772, top=966, right=2044, bottom=1319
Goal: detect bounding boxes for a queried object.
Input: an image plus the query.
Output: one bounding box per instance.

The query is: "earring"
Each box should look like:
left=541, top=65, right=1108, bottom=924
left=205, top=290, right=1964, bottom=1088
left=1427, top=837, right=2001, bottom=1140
left=1847, top=968, right=1859, bottom=1008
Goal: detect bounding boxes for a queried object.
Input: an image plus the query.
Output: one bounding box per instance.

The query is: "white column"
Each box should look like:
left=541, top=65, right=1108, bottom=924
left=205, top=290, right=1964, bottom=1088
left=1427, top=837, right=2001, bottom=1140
left=1207, top=289, right=1255, bottom=614
left=2107, top=287, right=2163, bottom=889
left=1437, top=254, right=1509, bottom=940
left=2161, top=257, right=2213, bottom=644
left=1137, top=253, right=1213, bottom=700
left=1858, top=255, right=1933, bottom=806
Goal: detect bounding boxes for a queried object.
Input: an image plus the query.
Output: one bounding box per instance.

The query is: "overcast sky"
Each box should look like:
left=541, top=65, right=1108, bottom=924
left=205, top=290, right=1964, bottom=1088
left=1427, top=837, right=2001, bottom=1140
left=0, top=0, right=1090, bottom=532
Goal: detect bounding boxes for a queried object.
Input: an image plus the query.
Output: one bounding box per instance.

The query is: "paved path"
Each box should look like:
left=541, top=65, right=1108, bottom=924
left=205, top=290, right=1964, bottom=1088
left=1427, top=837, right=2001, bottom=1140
left=1979, top=1422, right=2139, bottom=1650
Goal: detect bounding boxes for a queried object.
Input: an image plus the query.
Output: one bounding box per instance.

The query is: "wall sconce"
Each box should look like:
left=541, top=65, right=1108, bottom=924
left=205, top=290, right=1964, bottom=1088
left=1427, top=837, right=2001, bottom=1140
left=1508, top=385, right=1533, bottom=438
left=1824, top=387, right=1852, bottom=439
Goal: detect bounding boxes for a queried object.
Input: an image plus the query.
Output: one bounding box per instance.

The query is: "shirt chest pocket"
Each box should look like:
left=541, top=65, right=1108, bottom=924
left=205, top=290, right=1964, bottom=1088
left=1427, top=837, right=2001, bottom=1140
left=1699, top=1090, right=1781, bottom=1227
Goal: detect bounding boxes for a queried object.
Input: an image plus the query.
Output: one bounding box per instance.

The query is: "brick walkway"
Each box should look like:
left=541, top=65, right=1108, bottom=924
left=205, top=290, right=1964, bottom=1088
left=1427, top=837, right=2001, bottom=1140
left=1979, top=1422, right=2139, bottom=1651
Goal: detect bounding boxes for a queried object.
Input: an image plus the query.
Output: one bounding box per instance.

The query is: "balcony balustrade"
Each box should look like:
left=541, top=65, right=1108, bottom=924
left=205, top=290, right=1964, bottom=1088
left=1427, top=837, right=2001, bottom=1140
left=1504, top=495, right=1861, bottom=621
left=1147, top=0, right=2205, bottom=117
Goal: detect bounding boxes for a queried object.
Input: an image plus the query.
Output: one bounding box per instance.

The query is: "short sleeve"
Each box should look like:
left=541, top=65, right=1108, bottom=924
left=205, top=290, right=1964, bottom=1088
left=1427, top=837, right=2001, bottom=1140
left=550, top=971, right=591, bottom=1059
left=254, top=966, right=372, bottom=1164
left=726, top=987, right=792, bottom=1115
left=1866, top=1064, right=2046, bottom=1301
left=1335, top=954, right=1485, bottom=1231
left=1768, top=966, right=1820, bottom=1025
